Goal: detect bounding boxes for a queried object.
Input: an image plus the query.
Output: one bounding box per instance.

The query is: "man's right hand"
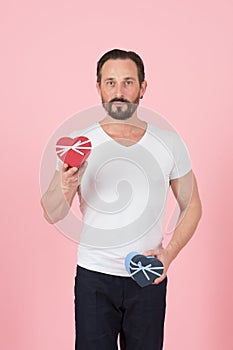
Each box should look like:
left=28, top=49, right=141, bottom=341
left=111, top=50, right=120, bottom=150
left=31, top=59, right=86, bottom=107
left=41, top=160, right=88, bottom=223
left=61, top=161, right=88, bottom=202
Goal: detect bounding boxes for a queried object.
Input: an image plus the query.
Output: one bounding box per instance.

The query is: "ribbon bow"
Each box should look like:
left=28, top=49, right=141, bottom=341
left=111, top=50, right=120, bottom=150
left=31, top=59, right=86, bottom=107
left=56, top=139, right=92, bottom=157
left=129, top=260, right=163, bottom=281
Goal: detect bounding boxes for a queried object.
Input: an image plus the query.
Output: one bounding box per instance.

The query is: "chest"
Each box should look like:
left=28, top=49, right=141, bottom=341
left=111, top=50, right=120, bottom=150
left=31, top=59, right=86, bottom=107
left=101, top=127, right=147, bottom=147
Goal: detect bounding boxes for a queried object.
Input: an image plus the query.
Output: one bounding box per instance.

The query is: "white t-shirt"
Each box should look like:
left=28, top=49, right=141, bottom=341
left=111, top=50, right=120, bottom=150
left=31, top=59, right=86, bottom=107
left=56, top=122, right=192, bottom=276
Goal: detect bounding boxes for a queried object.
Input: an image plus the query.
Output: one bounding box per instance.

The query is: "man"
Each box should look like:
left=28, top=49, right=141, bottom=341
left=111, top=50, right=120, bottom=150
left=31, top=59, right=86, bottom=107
left=41, top=49, right=202, bottom=350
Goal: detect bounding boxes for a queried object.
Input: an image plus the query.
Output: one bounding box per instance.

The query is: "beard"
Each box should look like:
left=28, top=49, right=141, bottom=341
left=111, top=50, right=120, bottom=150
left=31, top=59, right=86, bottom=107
left=102, top=94, right=140, bottom=120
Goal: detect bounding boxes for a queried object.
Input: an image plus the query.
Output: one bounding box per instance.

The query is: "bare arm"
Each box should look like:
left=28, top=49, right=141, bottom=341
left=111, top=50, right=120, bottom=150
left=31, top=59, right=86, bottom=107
left=144, top=170, right=202, bottom=284
left=40, top=161, right=88, bottom=224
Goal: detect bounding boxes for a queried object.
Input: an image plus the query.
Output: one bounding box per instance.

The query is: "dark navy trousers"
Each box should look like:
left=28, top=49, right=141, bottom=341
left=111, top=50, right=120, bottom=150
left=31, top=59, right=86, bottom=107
left=74, top=265, right=167, bottom=350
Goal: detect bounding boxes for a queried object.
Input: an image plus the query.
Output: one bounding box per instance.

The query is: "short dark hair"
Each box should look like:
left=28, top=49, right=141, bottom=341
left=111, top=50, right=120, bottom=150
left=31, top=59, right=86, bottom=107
left=97, top=49, right=145, bottom=85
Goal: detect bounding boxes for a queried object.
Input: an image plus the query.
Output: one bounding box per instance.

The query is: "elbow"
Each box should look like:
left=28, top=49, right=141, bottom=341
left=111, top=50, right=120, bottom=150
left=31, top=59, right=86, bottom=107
left=42, top=208, right=63, bottom=225
left=198, top=200, right=203, bottom=221
left=43, top=211, right=56, bottom=224
left=40, top=196, right=69, bottom=224
left=193, top=198, right=203, bottom=223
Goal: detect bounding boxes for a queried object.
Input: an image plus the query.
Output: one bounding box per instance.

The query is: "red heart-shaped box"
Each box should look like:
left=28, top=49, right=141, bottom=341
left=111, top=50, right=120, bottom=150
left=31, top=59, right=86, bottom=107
left=56, top=136, right=92, bottom=167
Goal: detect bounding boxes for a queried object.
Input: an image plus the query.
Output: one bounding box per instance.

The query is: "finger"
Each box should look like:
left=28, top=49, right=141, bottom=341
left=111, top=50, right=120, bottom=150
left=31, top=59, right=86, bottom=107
left=79, top=162, right=88, bottom=173
left=143, top=250, right=155, bottom=256
left=66, top=166, right=79, bottom=176
left=79, top=161, right=88, bottom=172
left=62, top=163, right=69, bottom=172
left=152, top=274, right=166, bottom=285
left=143, top=249, right=160, bottom=257
left=152, top=278, right=162, bottom=285
left=81, top=160, right=88, bottom=168
left=77, top=161, right=88, bottom=178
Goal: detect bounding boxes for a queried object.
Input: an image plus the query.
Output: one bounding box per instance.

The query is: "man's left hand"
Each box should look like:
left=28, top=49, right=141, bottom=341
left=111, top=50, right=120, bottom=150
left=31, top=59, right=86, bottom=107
left=143, top=248, right=174, bottom=285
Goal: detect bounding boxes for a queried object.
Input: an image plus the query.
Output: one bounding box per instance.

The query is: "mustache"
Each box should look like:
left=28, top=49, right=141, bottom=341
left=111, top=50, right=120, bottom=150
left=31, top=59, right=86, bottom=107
left=109, top=98, right=130, bottom=103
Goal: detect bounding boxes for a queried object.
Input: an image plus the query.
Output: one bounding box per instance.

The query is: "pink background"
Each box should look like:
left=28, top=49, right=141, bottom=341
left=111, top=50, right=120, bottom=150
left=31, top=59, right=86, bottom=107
left=1, top=0, right=233, bottom=349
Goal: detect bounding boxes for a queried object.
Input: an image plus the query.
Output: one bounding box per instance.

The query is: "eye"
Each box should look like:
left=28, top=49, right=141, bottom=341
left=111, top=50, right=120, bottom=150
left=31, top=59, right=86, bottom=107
left=125, top=80, right=133, bottom=86
left=106, top=81, right=115, bottom=86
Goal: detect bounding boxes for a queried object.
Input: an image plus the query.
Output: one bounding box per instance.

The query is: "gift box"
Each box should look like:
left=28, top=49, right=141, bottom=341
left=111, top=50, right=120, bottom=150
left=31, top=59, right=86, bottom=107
left=125, top=252, right=164, bottom=287
left=56, top=136, right=92, bottom=167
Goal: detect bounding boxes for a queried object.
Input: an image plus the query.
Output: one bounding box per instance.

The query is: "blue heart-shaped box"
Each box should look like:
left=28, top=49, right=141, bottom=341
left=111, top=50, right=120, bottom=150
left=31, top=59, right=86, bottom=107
left=125, top=252, right=164, bottom=287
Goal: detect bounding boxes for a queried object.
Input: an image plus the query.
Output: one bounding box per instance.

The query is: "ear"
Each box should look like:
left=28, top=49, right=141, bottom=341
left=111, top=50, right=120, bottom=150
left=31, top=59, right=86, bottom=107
left=140, top=80, right=147, bottom=99
left=96, top=81, right=101, bottom=95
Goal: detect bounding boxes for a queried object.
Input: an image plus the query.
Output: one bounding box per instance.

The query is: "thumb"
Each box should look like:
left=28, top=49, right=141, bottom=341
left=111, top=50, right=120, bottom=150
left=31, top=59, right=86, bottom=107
left=143, top=249, right=161, bottom=257
left=143, top=249, right=155, bottom=257
left=79, top=161, right=88, bottom=176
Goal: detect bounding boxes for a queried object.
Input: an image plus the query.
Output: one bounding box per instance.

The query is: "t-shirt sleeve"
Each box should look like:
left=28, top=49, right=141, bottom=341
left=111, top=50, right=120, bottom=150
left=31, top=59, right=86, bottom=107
left=55, top=155, right=63, bottom=172
left=169, top=132, right=192, bottom=180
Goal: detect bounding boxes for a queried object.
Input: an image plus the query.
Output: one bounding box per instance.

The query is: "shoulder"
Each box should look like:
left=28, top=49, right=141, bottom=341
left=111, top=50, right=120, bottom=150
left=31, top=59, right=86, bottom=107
left=147, top=123, right=187, bottom=150
left=67, top=122, right=99, bottom=138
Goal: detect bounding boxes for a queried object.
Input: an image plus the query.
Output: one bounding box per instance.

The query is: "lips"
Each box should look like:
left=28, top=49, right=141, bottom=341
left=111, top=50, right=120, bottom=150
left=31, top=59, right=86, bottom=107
left=112, top=102, right=127, bottom=110
left=113, top=101, right=125, bottom=105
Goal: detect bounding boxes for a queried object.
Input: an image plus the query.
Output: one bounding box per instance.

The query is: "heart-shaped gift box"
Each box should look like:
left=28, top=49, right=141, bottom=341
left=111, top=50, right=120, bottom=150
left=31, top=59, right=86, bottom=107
left=125, top=252, right=164, bottom=287
left=56, top=136, right=92, bottom=168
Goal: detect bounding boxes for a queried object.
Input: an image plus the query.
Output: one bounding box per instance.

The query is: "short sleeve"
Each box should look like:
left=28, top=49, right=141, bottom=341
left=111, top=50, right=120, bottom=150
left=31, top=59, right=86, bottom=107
left=169, top=133, right=192, bottom=180
left=55, top=156, right=63, bottom=172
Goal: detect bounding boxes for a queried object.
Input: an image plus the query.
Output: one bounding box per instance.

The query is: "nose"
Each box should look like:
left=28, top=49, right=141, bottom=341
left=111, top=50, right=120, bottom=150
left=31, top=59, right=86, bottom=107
left=114, top=82, right=124, bottom=99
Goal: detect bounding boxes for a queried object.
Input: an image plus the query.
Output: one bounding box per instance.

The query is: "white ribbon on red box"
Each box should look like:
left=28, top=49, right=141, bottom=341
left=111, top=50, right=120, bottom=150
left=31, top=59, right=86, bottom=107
left=56, top=139, right=92, bottom=157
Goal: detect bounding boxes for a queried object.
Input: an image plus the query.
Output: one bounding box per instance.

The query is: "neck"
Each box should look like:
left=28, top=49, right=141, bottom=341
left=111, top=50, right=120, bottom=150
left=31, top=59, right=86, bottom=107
left=100, top=113, right=145, bottom=131
left=99, top=116, right=148, bottom=139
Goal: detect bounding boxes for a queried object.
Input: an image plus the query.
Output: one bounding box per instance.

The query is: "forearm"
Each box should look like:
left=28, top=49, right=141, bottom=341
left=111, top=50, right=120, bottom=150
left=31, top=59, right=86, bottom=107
left=166, top=199, right=202, bottom=259
left=41, top=184, right=77, bottom=224
left=144, top=171, right=202, bottom=285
